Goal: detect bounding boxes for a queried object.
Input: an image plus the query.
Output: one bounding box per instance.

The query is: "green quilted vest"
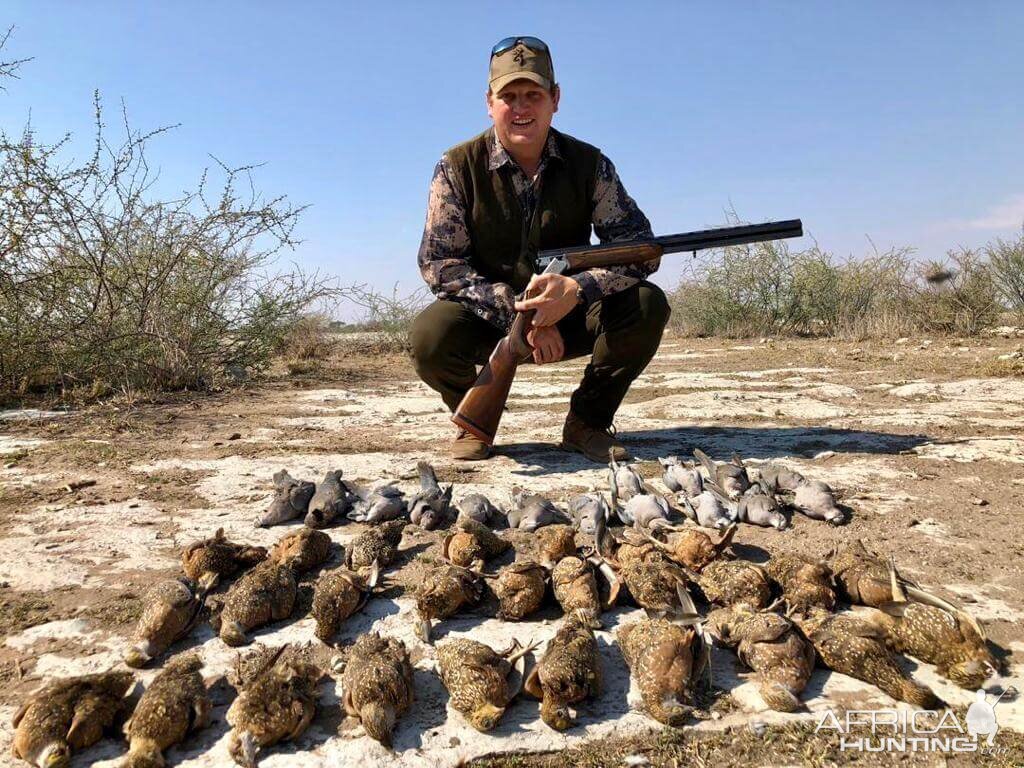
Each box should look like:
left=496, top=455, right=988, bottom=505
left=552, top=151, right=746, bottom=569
left=445, top=128, right=600, bottom=293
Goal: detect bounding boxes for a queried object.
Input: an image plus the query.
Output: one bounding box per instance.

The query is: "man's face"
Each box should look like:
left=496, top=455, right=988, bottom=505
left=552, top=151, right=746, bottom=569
left=487, top=79, right=560, bottom=152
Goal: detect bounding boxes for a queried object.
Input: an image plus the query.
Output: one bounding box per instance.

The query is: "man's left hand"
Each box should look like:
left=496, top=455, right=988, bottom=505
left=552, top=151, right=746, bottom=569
left=514, top=273, right=581, bottom=326
left=526, top=325, right=565, bottom=364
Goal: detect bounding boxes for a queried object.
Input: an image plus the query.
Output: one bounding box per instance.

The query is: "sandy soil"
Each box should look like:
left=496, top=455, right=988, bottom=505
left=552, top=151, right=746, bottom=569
left=1, top=333, right=1023, bottom=767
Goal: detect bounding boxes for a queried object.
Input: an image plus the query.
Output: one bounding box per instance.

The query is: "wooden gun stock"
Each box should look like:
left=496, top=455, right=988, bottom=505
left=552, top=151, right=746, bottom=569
left=452, top=308, right=534, bottom=444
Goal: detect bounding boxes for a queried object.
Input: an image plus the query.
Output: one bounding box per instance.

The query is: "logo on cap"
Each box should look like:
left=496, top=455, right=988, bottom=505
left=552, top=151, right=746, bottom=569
left=512, top=45, right=529, bottom=66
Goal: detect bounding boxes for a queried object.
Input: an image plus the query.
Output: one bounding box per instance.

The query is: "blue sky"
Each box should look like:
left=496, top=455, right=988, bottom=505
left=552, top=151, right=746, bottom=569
left=4, top=2, right=1023, bottom=316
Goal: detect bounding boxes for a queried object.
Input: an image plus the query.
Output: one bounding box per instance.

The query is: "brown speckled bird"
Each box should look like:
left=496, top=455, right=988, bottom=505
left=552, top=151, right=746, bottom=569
left=642, top=524, right=736, bottom=572
left=693, top=559, right=772, bottom=610
left=593, top=513, right=663, bottom=570
left=213, top=561, right=297, bottom=647
left=437, top=638, right=536, bottom=732
left=12, top=671, right=134, bottom=768
left=765, top=553, right=836, bottom=614
left=442, top=516, right=510, bottom=569
left=491, top=560, right=548, bottom=621
left=181, top=528, right=267, bottom=591
left=524, top=615, right=602, bottom=730
left=706, top=604, right=815, bottom=712
left=535, top=524, right=577, bottom=568
left=828, top=540, right=896, bottom=607
left=125, top=578, right=203, bottom=668
left=618, top=616, right=709, bottom=725
left=345, top=520, right=406, bottom=573
left=617, top=558, right=697, bottom=618
left=339, top=632, right=414, bottom=747
left=856, top=564, right=994, bottom=690
left=828, top=541, right=961, bottom=619
left=796, top=609, right=944, bottom=708
left=415, top=564, right=484, bottom=642
left=227, top=646, right=323, bottom=767
left=123, top=654, right=210, bottom=768
left=268, top=528, right=332, bottom=574
left=551, top=556, right=619, bottom=628
left=311, top=561, right=379, bottom=643
left=859, top=602, right=995, bottom=690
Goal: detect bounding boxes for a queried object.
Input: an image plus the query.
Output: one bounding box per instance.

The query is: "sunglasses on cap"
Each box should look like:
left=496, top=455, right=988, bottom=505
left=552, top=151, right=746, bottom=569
left=491, top=36, right=549, bottom=58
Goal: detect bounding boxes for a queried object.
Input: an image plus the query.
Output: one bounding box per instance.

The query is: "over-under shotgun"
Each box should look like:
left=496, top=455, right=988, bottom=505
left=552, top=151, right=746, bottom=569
left=452, top=219, right=804, bottom=444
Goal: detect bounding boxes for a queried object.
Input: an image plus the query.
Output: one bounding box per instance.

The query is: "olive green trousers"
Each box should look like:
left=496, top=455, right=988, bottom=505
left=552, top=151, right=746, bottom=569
left=409, top=281, right=670, bottom=429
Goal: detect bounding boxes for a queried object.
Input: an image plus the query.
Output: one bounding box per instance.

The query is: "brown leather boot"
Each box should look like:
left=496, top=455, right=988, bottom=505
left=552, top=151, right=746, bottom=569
left=560, top=412, right=630, bottom=463
left=451, top=429, right=491, bottom=461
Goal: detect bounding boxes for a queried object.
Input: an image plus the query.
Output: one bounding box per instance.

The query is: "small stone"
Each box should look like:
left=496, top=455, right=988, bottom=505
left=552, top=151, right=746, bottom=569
left=228, top=432, right=242, bottom=440
left=896, top=337, right=909, bottom=345
left=908, top=518, right=920, bottom=527
left=814, top=450, right=836, bottom=460
left=748, top=720, right=768, bottom=736
left=711, top=710, right=722, bottom=720
left=970, top=497, right=988, bottom=507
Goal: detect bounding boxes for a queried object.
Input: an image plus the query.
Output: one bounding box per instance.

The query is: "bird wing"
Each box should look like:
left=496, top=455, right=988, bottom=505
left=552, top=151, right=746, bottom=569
left=417, top=461, right=440, bottom=492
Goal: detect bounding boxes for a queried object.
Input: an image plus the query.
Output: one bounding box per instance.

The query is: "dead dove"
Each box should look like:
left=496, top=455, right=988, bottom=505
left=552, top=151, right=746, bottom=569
left=616, top=491, right=677, bottom=530
left=693, top=448, right=750, bottom=499
left=257, top=469, right=315, bottom=528
left=568, top=491, right=611, bottom=536
left=679, top=489, right=735, bottom=530
left=707, top=479, right=788, bottom=530
left=338, top=632, right=413, bottom=747
left=456, top=493, right=506, bottom=528
left=408, top=461, right=454, bottom=530
left=123, top=654, right=211, bottom=768
left=227, top=645, right=322, bottom=766
left=507, top=486, right=572, bottom=531
left=658, top=456, right=704, bottom=497
left=124, top=578, right=204, bottom=668
left=304, top=470, right=355, bottom=529
left=437, top=638, right=537, bottom=732
left=792, top=478, right=847, bottom=525
left=608, top=453, right=645, bottom=507
left=347, top=482, right=408, bottom=523
left=756, top=463, right=806, bottom=494
left=12, top=671, right=134, bottom=768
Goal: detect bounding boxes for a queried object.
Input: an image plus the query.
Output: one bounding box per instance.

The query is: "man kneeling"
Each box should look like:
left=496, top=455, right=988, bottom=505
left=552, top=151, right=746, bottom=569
left=412, top=36, right=669, bottom=463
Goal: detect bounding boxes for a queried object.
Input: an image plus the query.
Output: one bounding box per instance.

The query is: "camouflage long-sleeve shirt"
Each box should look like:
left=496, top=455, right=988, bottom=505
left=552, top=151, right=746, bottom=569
left=417, top=128, right=657, bottom=331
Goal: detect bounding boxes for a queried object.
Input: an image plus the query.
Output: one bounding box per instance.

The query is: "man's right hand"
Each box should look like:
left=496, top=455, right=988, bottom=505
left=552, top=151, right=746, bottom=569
left=526, top=324, right=564, bottom=365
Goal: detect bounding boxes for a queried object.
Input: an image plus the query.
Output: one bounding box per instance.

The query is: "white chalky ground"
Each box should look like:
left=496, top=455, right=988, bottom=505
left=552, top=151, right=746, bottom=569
left=1, top=337, right=1023, bottom=766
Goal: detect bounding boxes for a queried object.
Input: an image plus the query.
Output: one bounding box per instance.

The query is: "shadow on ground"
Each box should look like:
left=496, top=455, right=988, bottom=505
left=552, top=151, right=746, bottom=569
left=500, top=426, right=931, bottom=475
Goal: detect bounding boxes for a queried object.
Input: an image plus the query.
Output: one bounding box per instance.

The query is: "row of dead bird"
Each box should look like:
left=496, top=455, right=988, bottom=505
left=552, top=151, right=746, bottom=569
left=12, top=457, right=996, bottom=768
left=257, top=447, right=846, bottom=537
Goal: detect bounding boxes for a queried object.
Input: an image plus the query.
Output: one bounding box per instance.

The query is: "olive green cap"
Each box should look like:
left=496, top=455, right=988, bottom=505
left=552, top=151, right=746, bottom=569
left=489, top=42, right=555, bottom=94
